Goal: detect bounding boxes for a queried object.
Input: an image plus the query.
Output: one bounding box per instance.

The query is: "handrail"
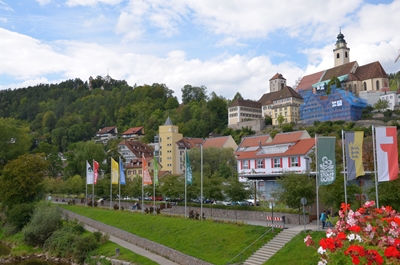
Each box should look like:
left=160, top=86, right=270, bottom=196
left=226, top=227, right=274, bottom=264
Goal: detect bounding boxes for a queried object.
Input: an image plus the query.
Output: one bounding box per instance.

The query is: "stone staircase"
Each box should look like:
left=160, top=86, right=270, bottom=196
left=243, top=229, right=300, bottom=265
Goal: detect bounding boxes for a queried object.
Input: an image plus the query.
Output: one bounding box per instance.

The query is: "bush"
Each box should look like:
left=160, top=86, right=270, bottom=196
left=22, top=201, right=62, bottom=246
left=45, top=220, right=104, bottom=263
left=6, top=203, right=35, bottom=231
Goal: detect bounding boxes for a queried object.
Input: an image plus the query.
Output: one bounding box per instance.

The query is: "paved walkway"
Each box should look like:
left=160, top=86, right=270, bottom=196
left=84, top=225, right=179, bottom=265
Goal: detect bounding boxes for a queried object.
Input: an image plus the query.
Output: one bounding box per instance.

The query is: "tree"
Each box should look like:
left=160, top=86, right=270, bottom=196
left=273, top=173, right=315, bottom=209
left=327, top=76, right=341, bottom=94
left=373, top=99, right=389, bottom=112
left=277, top=114, right=284, bottom=126
left=181, top=85, right=208, bottom=104
left=63, top=141, right=106, bottom=178
left=0, top=118, right=32, bottom=168
left=0, top=154, right=49, bottom=208
left=33, top=142, right=63, bottom=178
left=223, top=178, right=252, bottom=220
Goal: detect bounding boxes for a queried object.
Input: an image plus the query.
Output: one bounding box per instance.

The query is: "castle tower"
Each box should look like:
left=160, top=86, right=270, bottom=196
left=269, top=73, right=286, bottom=93
left=158, top=117, right=182, bottom=174
left=333, top=30, right=350, bottom=67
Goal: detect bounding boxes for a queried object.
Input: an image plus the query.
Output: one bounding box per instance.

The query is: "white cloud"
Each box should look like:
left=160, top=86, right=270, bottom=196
left=66, top=0, right=123, bottom=7
left=0, top=1, right=13, bottom=11
left=36, top=0, right=52, bottom=6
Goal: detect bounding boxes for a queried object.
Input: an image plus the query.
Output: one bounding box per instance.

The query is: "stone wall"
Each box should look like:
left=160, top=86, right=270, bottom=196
left=163, top=205, right=309, bottom=225
left=60, top=209, right=213, bottom=265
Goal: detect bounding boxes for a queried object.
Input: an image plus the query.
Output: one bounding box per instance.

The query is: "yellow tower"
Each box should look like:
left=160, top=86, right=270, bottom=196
left=158, top=117, right=183, bottom=175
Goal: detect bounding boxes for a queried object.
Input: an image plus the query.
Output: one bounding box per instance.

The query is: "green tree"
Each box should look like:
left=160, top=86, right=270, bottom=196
left=0, top=154, right=49, bottom=208
left=277, top=114, right=285, bottom=126
left=64, top=141, right=106, bottom=178
left=273, top=173, right=316, bottom=209
left=0, top=118, right=31, bottom=168
left=223, top=178, right=252, bottom=220
left=33, top=142, right=63, bottom=178
left=373, top=99, right=389, bottom=112
left=22, top=201, right=62, bottom=246
left=181, top=84, right=208, bottom=104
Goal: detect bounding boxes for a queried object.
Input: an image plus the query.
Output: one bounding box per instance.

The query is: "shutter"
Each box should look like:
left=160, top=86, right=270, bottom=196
left=271, top=159, right=274, bottom=168
left=298, top=156, right=301, bottom=167
left=280, top=158, right=283, bottom=168
left=288, top=157, right=291, bottom=167
left=240, top=160, right=243, bottom=170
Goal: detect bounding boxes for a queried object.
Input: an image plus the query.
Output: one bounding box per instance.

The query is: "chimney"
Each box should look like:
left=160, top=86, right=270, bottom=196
left=258, top=141, right=261, bottom=149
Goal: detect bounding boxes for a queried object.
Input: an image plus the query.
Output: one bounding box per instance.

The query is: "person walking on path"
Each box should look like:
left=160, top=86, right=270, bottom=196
left=320, top=210, right=327, bottom=229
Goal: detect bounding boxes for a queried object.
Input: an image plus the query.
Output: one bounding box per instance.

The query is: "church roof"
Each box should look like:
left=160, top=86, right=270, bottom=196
left=322, top=61, right=357, bottom=81
left=354, top=61, right=388, bottom=80
left=296, top=71, right=324, bottom=92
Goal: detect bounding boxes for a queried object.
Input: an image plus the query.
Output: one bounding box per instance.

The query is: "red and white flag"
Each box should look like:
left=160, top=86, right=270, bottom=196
left=93, top=160, right=99, bottom=184
left=376, top=126, right=399, bottom=182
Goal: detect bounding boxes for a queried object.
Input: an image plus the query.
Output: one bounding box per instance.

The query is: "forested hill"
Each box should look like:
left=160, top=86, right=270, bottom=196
left=0, top=76, right=246, bottom=152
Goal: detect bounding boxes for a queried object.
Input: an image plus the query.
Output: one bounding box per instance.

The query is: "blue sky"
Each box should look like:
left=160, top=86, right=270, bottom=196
left=0, top=0, right=399, bottom=102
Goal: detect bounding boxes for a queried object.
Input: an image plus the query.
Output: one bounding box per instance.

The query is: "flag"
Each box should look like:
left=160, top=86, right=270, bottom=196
left=93, top=160, right=99, bottom=184
left=86, top=161, right=94, bottom=184
left=142, top=155, right=152, bottom=185
left=317, top=137, right=336, bottom=186
left=153, top=157, right=159, bottom=185
left=119, top=157, right=126, bottom=185
left=186, top=151, right=192, bottom=185
left=376, top=126, right=399, bottom=182
left=345, top=131, right=365, bottom=181
left=111, top=158, right=119, bottom=184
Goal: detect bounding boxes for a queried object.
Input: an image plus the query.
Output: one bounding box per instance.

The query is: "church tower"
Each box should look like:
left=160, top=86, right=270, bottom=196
left=269, top=73, right=286, bottom=93
left=333, top=30, right=350, bottom=67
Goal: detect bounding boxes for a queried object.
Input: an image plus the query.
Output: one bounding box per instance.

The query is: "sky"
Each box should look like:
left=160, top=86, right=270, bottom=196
left=0, top=0, right=400, bottom=102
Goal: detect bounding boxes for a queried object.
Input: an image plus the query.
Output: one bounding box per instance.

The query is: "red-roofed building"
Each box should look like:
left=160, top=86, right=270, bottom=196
left=228, top=73, right=303, bottom=128
left=202, top=135, right=238, bottom=150
left=95, top=126, right=118, bottom=143
left=234, top=131, right=315, bottom=198
left=122, top=126, right=145, bottom=139
left=296, top=31, right=389, bottom=108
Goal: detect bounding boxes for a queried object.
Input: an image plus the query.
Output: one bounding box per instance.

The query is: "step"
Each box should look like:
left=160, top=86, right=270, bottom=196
left=243, top=229, right=301, bottom=265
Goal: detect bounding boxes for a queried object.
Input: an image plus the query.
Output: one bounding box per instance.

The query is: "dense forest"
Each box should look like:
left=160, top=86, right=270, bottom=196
left=0, top=76, right=251, bottom=153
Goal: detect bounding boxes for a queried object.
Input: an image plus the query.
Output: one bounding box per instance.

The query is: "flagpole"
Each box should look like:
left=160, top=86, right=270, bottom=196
left=372, top=125, right=379, bottom=208
left=85, top=160, right=88, bottom=207
left=110, top=158, right=113, bottom=210
left=185, top=148, right=187, bottom=219
left=200, top=144, right=203, bottom=220
left=118, top=157, right=121, bottom=210
left=341, top=130, right=348, bottom=205
left=315, top=134, right=320, bottom=230
left=153, top=153, right=156, bottom=215
left=92, top=159, right=94, bottom=207
left=141, top=155, right=144, bottom=214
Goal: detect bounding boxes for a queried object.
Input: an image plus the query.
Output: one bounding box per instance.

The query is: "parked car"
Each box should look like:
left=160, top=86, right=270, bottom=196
left=231, top=201, right=251, bottom=206
left=150, top=196, right=163, bottom=201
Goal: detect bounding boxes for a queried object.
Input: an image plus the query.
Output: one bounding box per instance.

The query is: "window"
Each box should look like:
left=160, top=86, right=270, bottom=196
left=291, top=157, right=299, bottom=167
left=345, top=51, right=348, bottom=58
left=243, top=160, right=249, bottom=169
left=376, top=80, right=380, bottom=90
left=273, top=158, right=280, bottom=168
left=139, top=170, right=142, bottom=174
left=257, top=159, right=264, bottom=169
left=336, top=53, right=340, bottom=59
left=363, top=82, right=367, bottom=91
left=133, top=170, right=136, bottom=174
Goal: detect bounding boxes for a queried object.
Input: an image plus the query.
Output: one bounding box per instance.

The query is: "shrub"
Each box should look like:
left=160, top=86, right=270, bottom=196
left=22, top=201, right=61, bottom=246
left=45, top=220, right=104, bottom=263
left=6, top=203, right=35, bottom=231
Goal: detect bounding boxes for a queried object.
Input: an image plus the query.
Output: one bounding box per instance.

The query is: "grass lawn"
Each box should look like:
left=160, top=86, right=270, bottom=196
left=60, top=204, right=278, bottom=265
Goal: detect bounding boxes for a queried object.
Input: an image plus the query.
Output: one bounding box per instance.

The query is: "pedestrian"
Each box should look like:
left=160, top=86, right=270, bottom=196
left=320, top=210, right=327, bottom=229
